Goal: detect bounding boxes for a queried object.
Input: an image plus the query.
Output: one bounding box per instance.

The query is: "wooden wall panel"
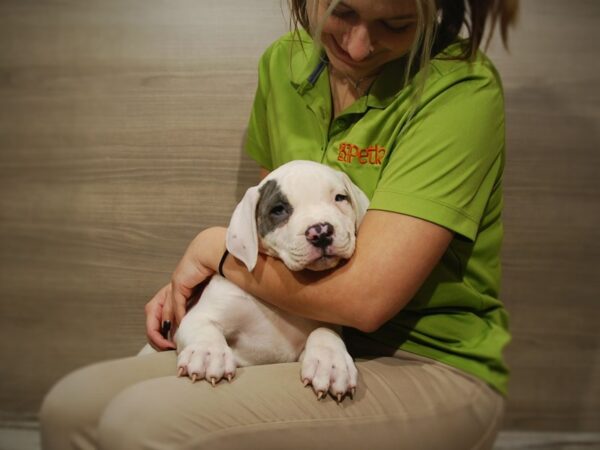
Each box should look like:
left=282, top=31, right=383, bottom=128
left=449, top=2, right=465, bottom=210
left=0, top=0, right=598, bottom=431
left=0, top=0, right=287, bottom=421
left=486, top=0, right=600, bottom=431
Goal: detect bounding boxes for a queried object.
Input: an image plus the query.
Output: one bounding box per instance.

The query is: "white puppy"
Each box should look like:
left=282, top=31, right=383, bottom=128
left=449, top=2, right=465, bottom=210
left=164, top=161, right=368, bottom=400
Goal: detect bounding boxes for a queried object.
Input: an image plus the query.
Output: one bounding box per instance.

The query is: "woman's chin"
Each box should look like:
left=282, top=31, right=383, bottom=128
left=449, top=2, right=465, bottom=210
left=323, top=39, right=380, bottom=80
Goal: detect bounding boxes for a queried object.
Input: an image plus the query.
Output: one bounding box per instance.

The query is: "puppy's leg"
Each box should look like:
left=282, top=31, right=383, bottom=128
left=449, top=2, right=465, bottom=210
left=175, top=314, right=236, bottom=385
left=300, top=327, right=358, bottom=401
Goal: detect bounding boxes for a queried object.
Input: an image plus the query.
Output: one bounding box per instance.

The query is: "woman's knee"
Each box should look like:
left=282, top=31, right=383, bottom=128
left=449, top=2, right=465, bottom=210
left=96, top=379, right=185, bottom=450
left=40, top=365, right=105, bottom=450
left=95, top=368, right=288, bottom=450
left=40, top=354, right=175, bottom=450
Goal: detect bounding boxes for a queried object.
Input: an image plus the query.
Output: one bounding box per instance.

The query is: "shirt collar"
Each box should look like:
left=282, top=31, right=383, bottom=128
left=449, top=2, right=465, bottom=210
left=290, top=31, right=409, bottom=112
left=293, top=51, right=408, bottom=109
left=290, top=36, right=327, bottom=93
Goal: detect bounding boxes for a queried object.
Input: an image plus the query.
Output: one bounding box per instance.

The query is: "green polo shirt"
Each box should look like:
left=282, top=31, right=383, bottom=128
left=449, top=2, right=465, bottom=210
left=245, top=30, right=510, bottom=395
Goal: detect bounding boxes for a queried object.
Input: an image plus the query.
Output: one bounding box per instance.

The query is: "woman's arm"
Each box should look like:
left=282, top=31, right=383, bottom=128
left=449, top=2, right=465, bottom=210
left=224, top=210, right=452, bottom=331
left=165, top=209, right=452, bottom=333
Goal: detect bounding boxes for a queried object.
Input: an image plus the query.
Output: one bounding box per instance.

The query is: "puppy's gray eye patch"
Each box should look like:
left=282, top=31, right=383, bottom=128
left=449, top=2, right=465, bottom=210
left=256, top=179, right=294, bottom=237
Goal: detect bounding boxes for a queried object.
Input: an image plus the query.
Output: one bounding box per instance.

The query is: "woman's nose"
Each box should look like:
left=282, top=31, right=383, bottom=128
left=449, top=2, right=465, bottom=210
left=341, top=23, right=373, bottom=62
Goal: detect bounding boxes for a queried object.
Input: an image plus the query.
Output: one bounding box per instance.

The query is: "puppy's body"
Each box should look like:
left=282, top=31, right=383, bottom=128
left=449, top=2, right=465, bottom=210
left=169, top=161, right=369, bottom=398
left=177, top=275, right=316, bottom=367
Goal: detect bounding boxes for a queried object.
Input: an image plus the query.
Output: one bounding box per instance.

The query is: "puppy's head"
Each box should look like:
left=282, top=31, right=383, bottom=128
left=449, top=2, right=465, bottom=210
left=226, top=161, right=369, bottom=272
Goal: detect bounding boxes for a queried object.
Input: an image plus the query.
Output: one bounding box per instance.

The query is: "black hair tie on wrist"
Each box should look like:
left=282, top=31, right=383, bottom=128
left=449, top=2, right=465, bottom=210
left=218, top=249, right=229, bottom=278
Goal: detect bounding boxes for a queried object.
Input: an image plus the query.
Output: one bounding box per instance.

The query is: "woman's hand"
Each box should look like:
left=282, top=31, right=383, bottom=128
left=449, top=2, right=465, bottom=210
left=161, top=227, right=227, bottom=329
left=145, top=284, right=177, bottom=351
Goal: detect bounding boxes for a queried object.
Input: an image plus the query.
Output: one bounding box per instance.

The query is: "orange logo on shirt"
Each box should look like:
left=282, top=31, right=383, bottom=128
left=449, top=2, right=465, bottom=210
left=337, top=142, right=386, bottom=165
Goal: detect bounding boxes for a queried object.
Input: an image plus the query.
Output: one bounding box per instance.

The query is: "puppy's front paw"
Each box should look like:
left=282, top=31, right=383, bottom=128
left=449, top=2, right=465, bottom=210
left=177, top=341, right=236, bottom=386
left=301, top=344, right=358, bottom=402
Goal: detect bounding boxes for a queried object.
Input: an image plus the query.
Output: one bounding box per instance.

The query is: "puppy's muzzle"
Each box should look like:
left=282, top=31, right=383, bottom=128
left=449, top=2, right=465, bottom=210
left=305, top=222, right=334, bottom=249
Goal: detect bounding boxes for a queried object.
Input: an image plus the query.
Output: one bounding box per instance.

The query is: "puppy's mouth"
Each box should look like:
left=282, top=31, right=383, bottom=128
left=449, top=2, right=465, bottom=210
left=305, top=251, right=342, bottom=271
left=313, top=253, right=336, bottom=263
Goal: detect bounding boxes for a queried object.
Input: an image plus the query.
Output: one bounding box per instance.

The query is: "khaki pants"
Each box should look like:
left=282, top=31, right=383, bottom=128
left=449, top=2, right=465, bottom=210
left=40, top=343, right=504, bottom=450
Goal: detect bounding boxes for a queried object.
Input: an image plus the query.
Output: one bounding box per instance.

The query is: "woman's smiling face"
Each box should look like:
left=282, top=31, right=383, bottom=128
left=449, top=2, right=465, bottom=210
left=313, top=0, right=419, bottom=80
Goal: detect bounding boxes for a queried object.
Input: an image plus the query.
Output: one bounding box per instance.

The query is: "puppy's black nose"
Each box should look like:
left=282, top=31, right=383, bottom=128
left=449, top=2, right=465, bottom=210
left=305, top=222, right=334, bottom=248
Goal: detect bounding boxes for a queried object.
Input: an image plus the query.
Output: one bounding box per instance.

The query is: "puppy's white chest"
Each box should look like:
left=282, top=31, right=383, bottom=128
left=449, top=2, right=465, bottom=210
left=176, top=275, right=318, bottom=366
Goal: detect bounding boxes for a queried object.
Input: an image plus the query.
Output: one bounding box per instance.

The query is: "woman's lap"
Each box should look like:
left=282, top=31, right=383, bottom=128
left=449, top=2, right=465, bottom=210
left=40, top=351, right=176, bottom=449
left=40, top=351, right=504, bottom=450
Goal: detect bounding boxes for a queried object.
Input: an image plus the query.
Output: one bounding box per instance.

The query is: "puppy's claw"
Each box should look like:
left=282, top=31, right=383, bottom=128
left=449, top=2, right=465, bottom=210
left=177, top=367, right=184, bottom=377
left=211, top=378, right=216, bottom=387
left=191, top=373, right=198, bottom=383
left=227, top=374, right=233, bottom=382
left=317, top=391, right=325, bottom=400
left=351, top=387, right=356, bottom=397
left=336, top=393, right=342, bottom=403
left=303, top=379, right=310, bottom=387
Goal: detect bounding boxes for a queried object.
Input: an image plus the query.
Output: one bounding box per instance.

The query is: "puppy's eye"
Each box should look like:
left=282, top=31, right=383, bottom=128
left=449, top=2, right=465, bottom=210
left=335, top=194, right=349, bottom=202
left=270, top=205, right=286, bottom=216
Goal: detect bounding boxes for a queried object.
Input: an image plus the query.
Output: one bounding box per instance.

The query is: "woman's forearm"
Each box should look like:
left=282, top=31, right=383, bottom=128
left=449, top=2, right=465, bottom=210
left=223, top=249, right=374, bottom=330
left=197, top=226, right=376, bottom=330
left=215, top=210, right=453, bottom=332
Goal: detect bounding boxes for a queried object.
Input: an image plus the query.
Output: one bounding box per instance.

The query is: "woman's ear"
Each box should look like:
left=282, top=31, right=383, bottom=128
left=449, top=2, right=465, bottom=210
left=225, top=186, right=260, bottom=272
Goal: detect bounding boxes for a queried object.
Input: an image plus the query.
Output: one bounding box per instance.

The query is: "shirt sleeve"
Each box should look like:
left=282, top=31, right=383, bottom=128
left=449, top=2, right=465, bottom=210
left=370, top=65, right=505, bottom=241
left=245, top=45, right=275, bottom=171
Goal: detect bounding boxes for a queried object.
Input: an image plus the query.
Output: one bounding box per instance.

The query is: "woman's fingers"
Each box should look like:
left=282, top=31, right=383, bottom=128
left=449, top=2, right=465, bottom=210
left=147, top=226, right=222, bottom=348
left=158, top=229, right=222, bottom=331
left=170, top=281, right=189, bottom=327
left=168, top=242, right=216, bottom=326
left=146, top=319, right=176, bottom=351
left=145, top=285, right=176, bottom=351
left=161, top=286, right=175, bottom=333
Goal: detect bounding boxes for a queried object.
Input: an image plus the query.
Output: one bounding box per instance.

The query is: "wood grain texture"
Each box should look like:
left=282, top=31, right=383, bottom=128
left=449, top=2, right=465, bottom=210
left=0, top=0, right=287, bottom=421
left=0, top=0, right=598, bottom=431
left=485, top=0, right=600, bottom=431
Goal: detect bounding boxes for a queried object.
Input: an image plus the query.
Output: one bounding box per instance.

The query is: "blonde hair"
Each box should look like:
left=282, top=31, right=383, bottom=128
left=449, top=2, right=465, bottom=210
left=288, top=0, right=519, bottom=95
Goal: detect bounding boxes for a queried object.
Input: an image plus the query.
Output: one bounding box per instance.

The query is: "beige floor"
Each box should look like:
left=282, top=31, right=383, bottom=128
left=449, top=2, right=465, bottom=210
left=1, top=424, right=599, bottom=450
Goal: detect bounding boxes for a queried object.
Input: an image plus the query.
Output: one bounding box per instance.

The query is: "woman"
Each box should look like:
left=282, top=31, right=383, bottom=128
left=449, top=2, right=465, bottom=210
left=41, top=1, right=518, bottom=449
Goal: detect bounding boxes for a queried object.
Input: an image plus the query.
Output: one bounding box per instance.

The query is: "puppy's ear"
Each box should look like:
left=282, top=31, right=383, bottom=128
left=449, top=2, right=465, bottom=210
left=341, top=173, right=370, bottom=230
left=226, top=186, right=260, bottom=272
